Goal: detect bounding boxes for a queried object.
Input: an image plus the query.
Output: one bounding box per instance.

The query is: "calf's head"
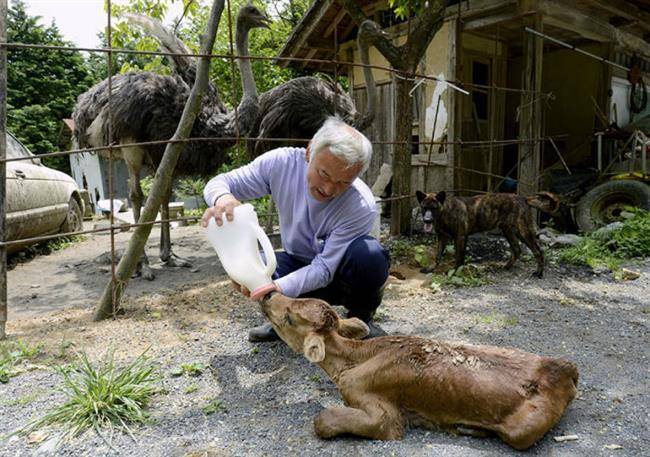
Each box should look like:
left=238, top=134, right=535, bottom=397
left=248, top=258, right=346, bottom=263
left=415, top=190, right=446, bottom=233
left=261, top=294, right=369, bottom=362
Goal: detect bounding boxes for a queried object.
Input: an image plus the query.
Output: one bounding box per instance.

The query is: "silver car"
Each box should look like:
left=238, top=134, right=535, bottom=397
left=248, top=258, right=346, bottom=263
left=5, top=133, right=84, bottom=252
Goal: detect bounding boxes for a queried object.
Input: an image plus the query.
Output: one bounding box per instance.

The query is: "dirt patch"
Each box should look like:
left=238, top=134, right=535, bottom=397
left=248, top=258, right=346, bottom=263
left=1, top=227, right=649, bottom=456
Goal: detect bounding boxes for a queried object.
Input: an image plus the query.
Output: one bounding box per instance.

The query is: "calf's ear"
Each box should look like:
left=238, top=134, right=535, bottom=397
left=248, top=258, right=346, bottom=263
left=415, top=190, right=426, bottom=203
left=303, top=333, right=326, bottom=363
left=338, top=318, right=369, bottom=339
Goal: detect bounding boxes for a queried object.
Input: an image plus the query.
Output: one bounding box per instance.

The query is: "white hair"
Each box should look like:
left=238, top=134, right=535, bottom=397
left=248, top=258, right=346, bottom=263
left=309, top=117, right=372, bottom=173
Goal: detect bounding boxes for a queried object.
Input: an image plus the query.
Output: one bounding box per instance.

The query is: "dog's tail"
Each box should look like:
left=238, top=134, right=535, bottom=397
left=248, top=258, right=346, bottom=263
left=526, top=192, right=561, bottom=215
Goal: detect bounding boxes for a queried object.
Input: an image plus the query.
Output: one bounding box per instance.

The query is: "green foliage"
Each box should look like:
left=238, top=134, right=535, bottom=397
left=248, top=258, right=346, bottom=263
left=429, top=265, right=489, bottom=292
left=412, top=245, right=430, bottom=268
left=560, top=209, right=649, bottom=271
left=140, top=175, right=154, bottom=199
left=7, top=1, right=94, bottom=171
left=45, top=235, right=86, bottom=252
left=170, top=361, right=205, bottom=377
left=184, top=384, right=199, bottom=394
left=202, top=398, right=227, bottom=415
left=0, top=339, right=43, bottom=383
left=14, top=349, right=160, bottom=446
left=175, top=176, right=208, bottom=200
left=474, top=313, right=518, bottom=327
left=388, top=0, right=426, bottom=19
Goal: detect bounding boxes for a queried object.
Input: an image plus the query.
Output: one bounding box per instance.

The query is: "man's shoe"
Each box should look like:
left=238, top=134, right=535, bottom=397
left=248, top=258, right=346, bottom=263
left=364, top=321, right=387, bottom=339
left=248, top=322, right=280, bottom=342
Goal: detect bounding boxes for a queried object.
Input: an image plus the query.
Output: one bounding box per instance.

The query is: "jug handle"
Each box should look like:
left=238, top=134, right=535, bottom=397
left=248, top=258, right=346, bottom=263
left=253, top=225, right=277, bottom=277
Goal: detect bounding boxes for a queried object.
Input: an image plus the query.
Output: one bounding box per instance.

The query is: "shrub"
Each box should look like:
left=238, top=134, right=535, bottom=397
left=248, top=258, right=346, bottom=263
left=560, top=208, right=649, bottom=270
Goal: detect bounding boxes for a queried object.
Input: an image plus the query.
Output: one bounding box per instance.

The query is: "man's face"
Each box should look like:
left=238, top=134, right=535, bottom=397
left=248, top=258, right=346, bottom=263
left=306, top=147, right=362, bottom=202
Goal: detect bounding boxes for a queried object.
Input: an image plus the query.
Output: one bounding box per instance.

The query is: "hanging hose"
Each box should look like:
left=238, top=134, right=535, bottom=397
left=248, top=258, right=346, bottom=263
left=630, top=77, right=648, bottom=114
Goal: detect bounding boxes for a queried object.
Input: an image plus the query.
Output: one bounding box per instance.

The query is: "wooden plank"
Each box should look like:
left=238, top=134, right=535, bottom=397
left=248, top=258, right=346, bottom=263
left=278, top=0, right=333, bottom=63
left=463, top=10, right=532, bottom=31
left=301, top=49, right=319, bottom=69
left=582, top=0, right=650, bottom=34
left=540, top=0, right=650, bottom=58
left=517, top=13, right=544, bottom=196
left=323, top=8, right=347, bottom=37
left=449, top=17, right=462, bottom=193
left=443, top=0, right=517, bottom=20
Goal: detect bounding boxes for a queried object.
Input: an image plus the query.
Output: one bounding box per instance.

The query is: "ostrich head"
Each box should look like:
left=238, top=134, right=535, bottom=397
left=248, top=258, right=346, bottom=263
left=358, top=19, right=388, bottom=45
left=237, top=3, right=271, bottom=32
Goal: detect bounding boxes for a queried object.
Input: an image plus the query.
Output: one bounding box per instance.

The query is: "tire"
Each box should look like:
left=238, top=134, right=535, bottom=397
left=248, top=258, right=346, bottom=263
left=61, top=197, right=83, bottom=233
left=575, top=180, right=650, bottom=232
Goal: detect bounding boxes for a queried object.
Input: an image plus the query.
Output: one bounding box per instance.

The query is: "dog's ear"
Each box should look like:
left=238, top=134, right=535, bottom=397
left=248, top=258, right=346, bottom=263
left=415, top=190, right=426, bottom=204
left=338, top=317, right=369, bottom=339
left=303, top=332, right=326, bottom=363
left=435, top=191, right=446, bottom=205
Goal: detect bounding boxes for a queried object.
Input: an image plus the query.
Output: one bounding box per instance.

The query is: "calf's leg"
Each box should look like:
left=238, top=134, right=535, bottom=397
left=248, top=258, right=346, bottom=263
left=314, top=400, right=404, bottom=440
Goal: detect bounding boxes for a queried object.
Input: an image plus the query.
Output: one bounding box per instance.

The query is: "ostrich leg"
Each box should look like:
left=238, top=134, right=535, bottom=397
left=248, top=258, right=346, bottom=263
left=160, top=186, right=192, bottom=267
left=124, top=150, right=155, bottom=281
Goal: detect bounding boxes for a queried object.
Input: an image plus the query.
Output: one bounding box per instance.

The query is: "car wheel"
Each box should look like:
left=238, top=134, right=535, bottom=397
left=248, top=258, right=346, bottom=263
left=61, top=197, right=83, bottom=233
left=575, top=180, right=650, bottom=232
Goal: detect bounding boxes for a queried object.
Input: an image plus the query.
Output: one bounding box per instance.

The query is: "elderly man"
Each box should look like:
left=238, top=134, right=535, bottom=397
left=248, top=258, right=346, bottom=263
left=202, top=117, right=390, bottom=341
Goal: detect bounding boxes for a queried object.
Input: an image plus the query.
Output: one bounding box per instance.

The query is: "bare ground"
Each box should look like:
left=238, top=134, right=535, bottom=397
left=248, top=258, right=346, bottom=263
left=1, top=223, right=649, bottom=456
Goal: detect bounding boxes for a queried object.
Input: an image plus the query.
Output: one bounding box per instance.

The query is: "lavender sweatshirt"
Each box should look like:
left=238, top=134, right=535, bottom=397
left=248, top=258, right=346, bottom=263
left=204, top=147, right=377, bottom=297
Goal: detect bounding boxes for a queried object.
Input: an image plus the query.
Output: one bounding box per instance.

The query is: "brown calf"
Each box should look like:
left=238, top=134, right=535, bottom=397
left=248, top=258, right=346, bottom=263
left=261, top=294, right=578, bottom=450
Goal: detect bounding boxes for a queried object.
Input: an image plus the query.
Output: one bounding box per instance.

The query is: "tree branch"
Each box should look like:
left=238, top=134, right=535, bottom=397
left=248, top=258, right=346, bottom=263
left=404, top=0, right=448, bottom=68
left=93, top=0, right=226, bottom=321
left=339, top=0, right=404, bottom=68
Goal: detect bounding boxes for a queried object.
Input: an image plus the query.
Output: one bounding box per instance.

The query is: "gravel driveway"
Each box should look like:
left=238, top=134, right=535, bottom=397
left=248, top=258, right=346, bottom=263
left=1, top=227, right=648, bottom=456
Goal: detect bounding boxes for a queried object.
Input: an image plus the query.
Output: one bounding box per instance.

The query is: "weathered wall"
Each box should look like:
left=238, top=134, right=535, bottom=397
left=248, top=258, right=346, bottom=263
left=541, top=44, right=603, bottom=168
left=343, top=21, right=454, bottom=195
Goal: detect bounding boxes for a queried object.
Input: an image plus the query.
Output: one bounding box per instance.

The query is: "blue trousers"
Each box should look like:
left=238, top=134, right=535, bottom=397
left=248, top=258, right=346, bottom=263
left=272, top=236, right=390, bottom=322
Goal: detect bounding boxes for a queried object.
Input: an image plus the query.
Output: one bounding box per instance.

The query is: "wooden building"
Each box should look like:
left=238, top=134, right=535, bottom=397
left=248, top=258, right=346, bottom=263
left=278, top=0, right=650, bottom=196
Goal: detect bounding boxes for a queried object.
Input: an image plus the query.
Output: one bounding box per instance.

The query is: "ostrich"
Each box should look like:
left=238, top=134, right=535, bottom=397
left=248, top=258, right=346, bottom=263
left=73, top=4, right=270, bottom=280
left=248, top=19, right=381, bottom=156
left=128, top=13, right=381, bottom=156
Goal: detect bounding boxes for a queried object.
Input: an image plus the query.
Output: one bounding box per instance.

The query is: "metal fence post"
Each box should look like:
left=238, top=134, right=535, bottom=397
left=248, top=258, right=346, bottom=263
left=0, top=0, right=8, bottom=339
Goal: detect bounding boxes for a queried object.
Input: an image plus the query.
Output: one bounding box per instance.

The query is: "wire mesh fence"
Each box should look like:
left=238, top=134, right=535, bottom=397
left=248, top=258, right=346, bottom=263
left=0, top=0, right=553, bottom=335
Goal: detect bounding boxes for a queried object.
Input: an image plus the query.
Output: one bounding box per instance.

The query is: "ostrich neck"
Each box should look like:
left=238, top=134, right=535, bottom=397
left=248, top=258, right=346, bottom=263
left=353, top=35, right=377, bottom=132
left=236, top=22, right=257, bottom=99
left=359, top=42, right=376, bottom=122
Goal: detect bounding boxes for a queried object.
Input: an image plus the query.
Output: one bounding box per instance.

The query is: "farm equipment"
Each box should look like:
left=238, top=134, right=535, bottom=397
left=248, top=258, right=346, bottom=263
left=546, top=129, right=650, bottom=233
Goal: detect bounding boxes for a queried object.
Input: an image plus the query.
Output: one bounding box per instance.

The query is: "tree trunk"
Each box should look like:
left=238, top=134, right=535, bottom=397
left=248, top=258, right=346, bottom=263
left=93, top=0, right=226, bottom=321
left=391, top=75, right=415, bottom=235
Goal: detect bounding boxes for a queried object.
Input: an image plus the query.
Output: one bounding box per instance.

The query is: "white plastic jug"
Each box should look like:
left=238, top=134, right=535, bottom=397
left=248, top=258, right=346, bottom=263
left=205, top=203, right=277, bottom=300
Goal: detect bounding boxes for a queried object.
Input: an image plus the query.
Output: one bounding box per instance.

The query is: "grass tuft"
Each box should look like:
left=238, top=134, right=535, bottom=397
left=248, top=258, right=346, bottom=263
left=429, top=264, right=490, bottom=292
left=0, top=339, right=43, bottom=383
left=14, top=348, right=160, bottom=447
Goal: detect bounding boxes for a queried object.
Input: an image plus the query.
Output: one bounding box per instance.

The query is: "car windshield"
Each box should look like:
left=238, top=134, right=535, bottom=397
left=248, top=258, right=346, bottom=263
left=6, top=133, right=39, bottom=164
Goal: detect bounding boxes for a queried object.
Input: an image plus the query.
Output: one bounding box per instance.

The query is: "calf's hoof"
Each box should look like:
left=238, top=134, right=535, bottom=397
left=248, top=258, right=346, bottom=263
left=314, top=410, right=339, bottom=439
left=420, top=266, right=435, bottom=274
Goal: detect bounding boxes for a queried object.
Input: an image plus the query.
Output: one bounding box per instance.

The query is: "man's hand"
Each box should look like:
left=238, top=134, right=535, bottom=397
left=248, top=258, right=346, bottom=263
left=201, top=194, right=241, bottom=227
left=231, top=281, right=282, bottom=300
